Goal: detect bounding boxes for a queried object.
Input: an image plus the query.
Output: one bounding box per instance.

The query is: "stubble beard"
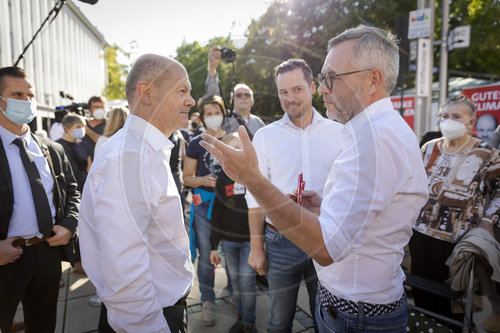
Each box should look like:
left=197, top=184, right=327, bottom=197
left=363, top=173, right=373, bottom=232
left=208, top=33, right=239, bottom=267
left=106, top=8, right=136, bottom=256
left=327, top=92, right=364, bottom=124
left=285, top=101, right=308, bottom=120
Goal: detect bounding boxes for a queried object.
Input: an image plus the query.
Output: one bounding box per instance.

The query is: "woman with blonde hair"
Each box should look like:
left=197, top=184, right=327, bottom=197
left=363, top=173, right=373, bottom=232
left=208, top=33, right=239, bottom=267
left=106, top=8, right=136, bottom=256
left=94, top=106, right=129, bottom=155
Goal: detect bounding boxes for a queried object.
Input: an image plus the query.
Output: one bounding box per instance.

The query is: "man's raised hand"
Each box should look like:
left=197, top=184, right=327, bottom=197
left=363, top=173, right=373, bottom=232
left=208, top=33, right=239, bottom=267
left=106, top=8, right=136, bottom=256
left=201, top=126, right=262, bottom=187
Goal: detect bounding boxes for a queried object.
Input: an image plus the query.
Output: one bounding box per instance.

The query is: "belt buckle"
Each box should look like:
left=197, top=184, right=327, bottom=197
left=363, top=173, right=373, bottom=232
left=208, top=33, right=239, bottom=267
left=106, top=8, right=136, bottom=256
left=24, top=238, right=33, bottom=246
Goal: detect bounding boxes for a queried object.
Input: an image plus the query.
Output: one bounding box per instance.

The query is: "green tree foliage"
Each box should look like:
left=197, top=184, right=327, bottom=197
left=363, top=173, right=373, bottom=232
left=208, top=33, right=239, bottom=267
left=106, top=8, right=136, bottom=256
left=175, top=36, right=236, bottom=114
left=232, top=0, right=417, bottom=119
left=102, top=44, right=131, bottom=100
left=441, top=0, right=499, bottom=75
left=174, top=0, right=498, bottom=121
left=194, top=0, right=415, bottom=120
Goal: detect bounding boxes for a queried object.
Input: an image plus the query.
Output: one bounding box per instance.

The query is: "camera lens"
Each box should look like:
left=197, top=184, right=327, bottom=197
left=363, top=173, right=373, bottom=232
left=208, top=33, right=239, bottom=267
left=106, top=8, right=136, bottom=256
left=220, top=47, right=236, bottom=63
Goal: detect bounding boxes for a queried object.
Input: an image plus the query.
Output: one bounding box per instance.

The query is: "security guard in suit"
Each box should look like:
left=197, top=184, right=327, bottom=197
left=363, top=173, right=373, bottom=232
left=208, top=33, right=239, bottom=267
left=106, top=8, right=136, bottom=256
left=0, top=66, right=80, bottom=333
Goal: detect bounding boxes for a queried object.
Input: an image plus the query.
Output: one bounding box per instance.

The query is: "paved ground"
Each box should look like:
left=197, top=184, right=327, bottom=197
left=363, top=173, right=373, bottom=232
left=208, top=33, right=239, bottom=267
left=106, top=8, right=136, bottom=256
left=10, top=259, right=494, bottom=333
left=9, top=199, right=494, bottom=333
left=11, top=260, right=316, bottom=333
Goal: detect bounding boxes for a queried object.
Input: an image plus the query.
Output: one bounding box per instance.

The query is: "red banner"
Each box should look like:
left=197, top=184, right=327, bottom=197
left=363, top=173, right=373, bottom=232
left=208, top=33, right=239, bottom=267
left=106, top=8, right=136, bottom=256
left=462, top=83, right=500, bottom=143
left=390, top=96, right=415, bottom=129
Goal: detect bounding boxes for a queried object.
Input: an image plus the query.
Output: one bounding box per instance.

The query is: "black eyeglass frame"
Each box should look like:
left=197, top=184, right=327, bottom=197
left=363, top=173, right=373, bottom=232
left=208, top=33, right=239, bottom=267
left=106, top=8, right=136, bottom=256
left=317, top=69, right=372, bottom=90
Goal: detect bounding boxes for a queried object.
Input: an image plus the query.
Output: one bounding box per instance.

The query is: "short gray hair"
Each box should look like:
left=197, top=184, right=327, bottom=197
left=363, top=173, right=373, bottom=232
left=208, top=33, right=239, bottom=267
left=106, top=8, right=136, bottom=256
left=233, top=83, right=253, bottom=96
left=328, top=25, right=399, bottom=93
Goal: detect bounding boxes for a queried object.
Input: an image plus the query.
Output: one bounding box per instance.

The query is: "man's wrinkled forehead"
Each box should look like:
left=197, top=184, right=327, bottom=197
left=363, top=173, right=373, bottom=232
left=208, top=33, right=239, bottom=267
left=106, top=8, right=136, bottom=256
left=235, top=87, right=251, bottom=94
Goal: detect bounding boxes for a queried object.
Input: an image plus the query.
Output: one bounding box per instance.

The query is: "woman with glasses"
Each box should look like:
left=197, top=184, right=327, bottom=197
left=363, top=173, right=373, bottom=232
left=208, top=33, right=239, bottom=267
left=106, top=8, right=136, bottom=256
left=183, top=94, right=227, bottom=327
left=410, top=94, right=500, bottom=332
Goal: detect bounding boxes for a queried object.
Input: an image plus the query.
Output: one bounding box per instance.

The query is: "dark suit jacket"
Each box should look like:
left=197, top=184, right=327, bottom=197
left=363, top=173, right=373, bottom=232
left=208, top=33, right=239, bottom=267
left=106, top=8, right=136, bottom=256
left=0, top=133, right=80, bottom=264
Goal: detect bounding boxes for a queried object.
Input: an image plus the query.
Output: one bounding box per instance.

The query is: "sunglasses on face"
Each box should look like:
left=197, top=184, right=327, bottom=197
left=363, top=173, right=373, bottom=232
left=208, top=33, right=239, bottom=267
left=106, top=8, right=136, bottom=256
left=234, top=92, right=252, bottom=98
left=317, top=69, right=372, bottom=90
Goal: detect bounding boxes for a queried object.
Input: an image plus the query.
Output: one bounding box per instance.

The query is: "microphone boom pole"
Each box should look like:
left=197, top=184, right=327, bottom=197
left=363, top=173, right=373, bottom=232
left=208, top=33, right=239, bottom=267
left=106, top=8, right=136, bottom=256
left=13, top=0, right=66, bottom=67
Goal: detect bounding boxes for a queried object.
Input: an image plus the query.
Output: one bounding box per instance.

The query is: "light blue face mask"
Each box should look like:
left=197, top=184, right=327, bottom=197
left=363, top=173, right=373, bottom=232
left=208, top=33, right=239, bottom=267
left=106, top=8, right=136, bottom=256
left=0, top=96, right=38, bottom=125
left=71, top=127, right=86, bottom=140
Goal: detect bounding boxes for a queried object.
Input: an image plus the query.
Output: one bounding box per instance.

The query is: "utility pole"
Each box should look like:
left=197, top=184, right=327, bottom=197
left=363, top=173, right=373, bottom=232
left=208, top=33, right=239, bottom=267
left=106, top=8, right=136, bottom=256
left=439, top=0, right=450, bottom=107
left=424, top=0, right=435, bottom=135
left=415, top=0, right=435, bottom=138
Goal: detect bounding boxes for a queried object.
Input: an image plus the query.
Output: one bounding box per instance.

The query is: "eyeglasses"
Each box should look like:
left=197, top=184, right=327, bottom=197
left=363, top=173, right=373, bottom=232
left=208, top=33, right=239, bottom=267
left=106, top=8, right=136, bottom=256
left=234, top=92, right=252, bottom=98
left=317, top=69, right=372, bottom=90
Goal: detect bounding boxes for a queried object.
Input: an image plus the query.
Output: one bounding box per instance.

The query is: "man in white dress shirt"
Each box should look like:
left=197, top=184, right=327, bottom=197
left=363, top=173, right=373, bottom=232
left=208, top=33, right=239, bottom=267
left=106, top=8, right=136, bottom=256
left=201, top=25, right=429, bottom=332
left=79, top=54, right=196, bottom=333
left=245, top=58, right=343, bottom=332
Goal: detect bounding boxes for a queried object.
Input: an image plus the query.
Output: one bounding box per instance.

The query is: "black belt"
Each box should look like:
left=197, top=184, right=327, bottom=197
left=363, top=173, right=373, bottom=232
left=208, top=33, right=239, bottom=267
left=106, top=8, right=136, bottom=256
left=12, top=236, right=47, bottom=247
left=318, top=282, right=405, bottom=317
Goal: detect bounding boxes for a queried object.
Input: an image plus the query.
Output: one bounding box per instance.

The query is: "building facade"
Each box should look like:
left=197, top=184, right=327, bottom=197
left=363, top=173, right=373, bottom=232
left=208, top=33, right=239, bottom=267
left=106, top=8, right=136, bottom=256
left=0, top=0, right=108, bottom=129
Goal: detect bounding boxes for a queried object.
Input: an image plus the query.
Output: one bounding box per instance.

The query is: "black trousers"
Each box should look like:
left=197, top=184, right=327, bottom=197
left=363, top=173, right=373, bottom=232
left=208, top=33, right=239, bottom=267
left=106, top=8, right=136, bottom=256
left=98, top=295, right=188, bottom=333
left=0, top=241, right=62, bottom=333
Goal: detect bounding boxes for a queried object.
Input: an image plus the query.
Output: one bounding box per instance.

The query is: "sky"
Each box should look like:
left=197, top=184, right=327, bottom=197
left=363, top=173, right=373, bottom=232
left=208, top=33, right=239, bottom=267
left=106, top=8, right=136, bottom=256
left=75, top=0, right=274, bottom=64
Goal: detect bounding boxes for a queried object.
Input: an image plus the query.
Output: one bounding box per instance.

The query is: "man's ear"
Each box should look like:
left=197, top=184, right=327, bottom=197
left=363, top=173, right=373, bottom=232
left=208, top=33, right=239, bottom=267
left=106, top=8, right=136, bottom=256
left=310, top=81, right=316, bottom=95
left=368, top=69, right=383, bottom=95
left=136, top=81, right=152, bottom=105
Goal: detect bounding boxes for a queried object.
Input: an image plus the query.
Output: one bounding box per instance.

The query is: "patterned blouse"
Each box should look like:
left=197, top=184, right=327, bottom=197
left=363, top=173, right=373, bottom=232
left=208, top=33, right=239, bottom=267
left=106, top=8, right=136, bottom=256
left=414, top=138, right=500, bottom=243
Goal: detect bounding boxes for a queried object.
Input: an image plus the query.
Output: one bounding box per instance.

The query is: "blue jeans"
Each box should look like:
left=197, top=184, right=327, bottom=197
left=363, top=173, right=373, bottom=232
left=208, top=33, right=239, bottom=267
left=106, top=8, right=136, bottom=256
left=315, top=295, right=408, bottom=333
left=222, top=240, right=256, bottom=324
left=265, top=226, right=318, bottom=332
left=193, top=202, right=215, bottom=302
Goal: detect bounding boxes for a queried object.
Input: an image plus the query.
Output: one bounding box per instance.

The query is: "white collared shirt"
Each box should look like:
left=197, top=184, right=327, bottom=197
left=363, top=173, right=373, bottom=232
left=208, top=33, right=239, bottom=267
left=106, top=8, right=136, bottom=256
left=246, top=109, right=343, bottom=225
left=79, top=115, right=195, bottom=333
left=316, top=98, right=429, bottom=304
left=0, top=124, right=55, bottom=238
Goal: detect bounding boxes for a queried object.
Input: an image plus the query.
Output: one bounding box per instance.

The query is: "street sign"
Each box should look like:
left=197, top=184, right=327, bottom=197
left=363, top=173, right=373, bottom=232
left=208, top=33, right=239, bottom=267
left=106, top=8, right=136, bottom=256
left=416, top=38, right=432, bottom=97
left=408, top=9, right=432, bottom=39
left=410, top=40, right=417, bottom=61
left=448, top=25, right=471, bottom=50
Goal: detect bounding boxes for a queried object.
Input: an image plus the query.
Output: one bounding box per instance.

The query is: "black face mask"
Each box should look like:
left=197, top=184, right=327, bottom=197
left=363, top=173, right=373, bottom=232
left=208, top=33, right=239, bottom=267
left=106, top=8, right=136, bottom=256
left=191, top=122, right=199, bottom=130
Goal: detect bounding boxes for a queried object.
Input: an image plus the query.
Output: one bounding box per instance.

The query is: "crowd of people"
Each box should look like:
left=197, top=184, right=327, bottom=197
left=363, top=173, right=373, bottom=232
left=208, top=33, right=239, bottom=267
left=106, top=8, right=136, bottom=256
left=0, top=24, right=498, bottom=333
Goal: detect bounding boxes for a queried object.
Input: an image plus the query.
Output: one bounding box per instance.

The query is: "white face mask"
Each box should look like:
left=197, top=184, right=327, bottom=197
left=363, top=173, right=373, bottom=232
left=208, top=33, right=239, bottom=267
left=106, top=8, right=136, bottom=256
left=71, top=127, right=86, bottom=140
left=204, top=115, right=223, bottom=131
left=439, top=119, right=469, bottom=140
left=93, top=108, right=106, bottom=120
